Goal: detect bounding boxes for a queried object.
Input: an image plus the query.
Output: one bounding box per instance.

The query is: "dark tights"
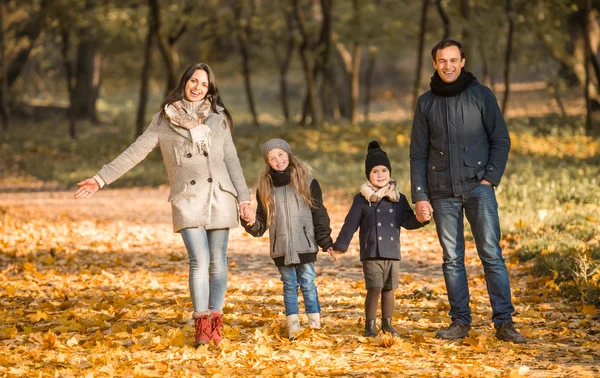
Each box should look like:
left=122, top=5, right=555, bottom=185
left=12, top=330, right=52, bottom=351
left=365, top=287, right=395, bottom=320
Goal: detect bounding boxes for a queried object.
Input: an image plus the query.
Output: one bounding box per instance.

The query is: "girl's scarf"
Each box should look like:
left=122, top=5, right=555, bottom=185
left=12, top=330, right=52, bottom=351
left=360, top=179, right=399, bottom=205
left=430, top=70, right=475, bottom=97
left=164, top=99, right=212, bottom=154
left=269, top=168, right=291, bottom=187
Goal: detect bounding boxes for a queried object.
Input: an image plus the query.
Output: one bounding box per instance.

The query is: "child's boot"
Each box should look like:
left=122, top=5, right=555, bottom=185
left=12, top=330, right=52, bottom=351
left=364, top=319, right=377, bottom=337
left=210, top=311, right=224, bottom=346
left=381, top=318, right=399, bottom=337
left=307, top=313, right=321, bottom=329
left=193, top=312, right=212, bottom=347
left=286, top=314, right=301, bottom=339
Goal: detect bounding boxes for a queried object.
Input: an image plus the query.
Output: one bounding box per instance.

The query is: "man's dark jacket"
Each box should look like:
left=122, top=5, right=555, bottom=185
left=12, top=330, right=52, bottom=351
left=410, top=79, right=510, bottom=202
left=333, top=193, right=425, bottom=261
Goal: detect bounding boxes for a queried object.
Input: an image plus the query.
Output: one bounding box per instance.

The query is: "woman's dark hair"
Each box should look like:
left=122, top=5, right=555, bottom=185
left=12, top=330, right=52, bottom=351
left=431, top=39, right=466, bottom=61
left=160, top=63, right=233, bottom=129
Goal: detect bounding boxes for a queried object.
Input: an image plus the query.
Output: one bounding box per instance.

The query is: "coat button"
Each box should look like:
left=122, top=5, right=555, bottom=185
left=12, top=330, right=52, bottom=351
left=389, top=209, right=393, bottom=213
left=187, top=153, right=192, bottom=158
left=417, top=186, right=421, bottom=190
left=477, top=161, right=481, bottom=165
left=207, top=178, right=213, bottom=183
left=190, top=180, right=196, bottom=185
left=464, top=147, right=468, bottom=152
left=203, top=152, right=208, bottom=157
left=440, top=151, right=444, bottom=156
left=378, top=237, right=382, bottom=240
left=377, top=209, right=380, bottom=212
left=432, top=166, right=436, bottom=170
left=391, top=237, right=394, bottom=241
left=390, top=223, right=394, bottom=227
left=378, top=223, right=381, bottom=226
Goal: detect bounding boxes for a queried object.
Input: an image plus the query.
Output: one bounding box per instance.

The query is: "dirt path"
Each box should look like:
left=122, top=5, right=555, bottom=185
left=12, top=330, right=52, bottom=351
left=1, top=187, right=598, bottom=377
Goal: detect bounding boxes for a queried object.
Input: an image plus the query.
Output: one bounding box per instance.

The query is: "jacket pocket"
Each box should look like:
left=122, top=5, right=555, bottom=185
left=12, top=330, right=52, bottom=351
left=219, top=181, right=238, bottom=197
left=303, top=226, right=312, bottom=248
left=427, top=161, right=449, bottom=188
left=168, top=182, right=188, bottom=202
left=173, top=143, right=198, bottom=167
left=464, top=159, right=486, bottom=181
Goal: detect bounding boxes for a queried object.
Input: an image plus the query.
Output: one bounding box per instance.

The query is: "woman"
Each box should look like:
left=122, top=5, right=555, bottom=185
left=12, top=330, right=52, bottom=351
left=75, top=63, right=253, bottom=347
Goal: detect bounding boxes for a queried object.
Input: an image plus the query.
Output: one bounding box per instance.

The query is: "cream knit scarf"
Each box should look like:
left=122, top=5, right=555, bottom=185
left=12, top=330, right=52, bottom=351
left=360, top=179, right=399, bottom=205
left=164, top=99, right=212, bottom=153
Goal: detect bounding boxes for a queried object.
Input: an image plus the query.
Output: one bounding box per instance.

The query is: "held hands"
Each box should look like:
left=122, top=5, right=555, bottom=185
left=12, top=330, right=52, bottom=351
left=328, top=247, right=343, bottom=261
left=74, top=178, right=100, bottom=199
left=239, top=203, right=255, bottom=226
left=415, top=200, right=433, bottom=223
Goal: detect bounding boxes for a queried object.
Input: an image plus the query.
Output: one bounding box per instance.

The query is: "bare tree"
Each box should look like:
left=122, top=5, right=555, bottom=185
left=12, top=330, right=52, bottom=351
left=501, top=0, right=515, bottom=114
left=293, top=0, right=319, bottom=126
left=232, top=1, right=259, bottom=127
left=271, top=8, right=296, bottom=124
left=412, top=0, right=429, bottom=110
left=149, top=0, right=177, bottom=94
left=0, top=0, right=8, bottom=130
left=436, top=0, right=450, bottom=40
left=136, top=6, right=156, bottom=137
left=584, top=0, right=593, bottom=134
left=59, top=24, right=76, bottom=140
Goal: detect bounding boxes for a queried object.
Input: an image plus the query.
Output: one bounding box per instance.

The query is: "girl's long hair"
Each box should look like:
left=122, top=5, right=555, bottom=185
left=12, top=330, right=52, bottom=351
left=257, top=154, right=314, bottom=225
left=160, top=63, right=233, bottom=129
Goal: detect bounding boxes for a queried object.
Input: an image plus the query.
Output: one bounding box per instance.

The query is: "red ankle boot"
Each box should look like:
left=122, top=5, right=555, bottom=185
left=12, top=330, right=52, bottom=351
left=211, top=312, right=224, bottom=346
left=193, top=313, right=211, bottom=347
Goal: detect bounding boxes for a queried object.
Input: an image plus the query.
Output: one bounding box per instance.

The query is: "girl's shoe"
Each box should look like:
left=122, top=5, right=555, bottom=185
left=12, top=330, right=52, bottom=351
left=307, top=313, right=321, bottom=329
left=286, top=314, right=301, bottom=339
left=211, top=312, right=224, bottom=346
left=193, top=312, right=212, bottom=347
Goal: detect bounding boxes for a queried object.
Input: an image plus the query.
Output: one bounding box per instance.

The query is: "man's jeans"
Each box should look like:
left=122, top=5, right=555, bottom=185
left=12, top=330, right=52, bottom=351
left=431, top=183, right=514, bottom=328
left=277, top=262, right=321, bottom=316
left=181, top=228, right=229, bottom=313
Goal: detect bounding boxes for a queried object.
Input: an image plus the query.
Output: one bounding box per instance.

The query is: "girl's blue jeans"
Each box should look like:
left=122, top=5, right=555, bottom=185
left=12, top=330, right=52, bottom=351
left=277, top=262, right=321, bottom=316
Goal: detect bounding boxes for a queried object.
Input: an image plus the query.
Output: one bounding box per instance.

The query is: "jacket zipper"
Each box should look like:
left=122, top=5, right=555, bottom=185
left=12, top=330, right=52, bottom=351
left=283, top=186, right=293, bottom=259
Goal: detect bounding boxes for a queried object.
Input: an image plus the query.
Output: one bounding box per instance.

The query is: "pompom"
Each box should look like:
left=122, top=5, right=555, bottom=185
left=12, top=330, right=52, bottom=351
left=367, top=141, right=381, bottom=151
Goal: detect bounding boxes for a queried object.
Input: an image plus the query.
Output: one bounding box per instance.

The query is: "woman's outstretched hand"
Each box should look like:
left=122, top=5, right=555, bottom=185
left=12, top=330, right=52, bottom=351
left=74, top=178, right=100, bottom=199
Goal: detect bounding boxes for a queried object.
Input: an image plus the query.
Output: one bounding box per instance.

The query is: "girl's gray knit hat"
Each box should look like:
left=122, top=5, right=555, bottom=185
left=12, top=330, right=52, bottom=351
left=261, top=138, right=292, bottom=161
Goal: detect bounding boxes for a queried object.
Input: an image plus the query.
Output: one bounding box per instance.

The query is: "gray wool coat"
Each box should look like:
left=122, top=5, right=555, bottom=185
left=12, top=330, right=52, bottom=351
left=97, top=108, right=251, bottom=232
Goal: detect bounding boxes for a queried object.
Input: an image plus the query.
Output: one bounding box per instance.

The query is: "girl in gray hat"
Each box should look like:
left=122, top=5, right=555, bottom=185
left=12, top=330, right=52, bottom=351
left=241, top=138, right=334, bottom=339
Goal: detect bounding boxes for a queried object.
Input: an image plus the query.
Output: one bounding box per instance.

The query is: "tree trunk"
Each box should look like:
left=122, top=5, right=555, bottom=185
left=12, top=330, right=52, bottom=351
left=292, top=0, right=318, bottom=126
left=317, top=0, right=332, bottom=123
left=149, top=0, right=177, bottom=95
left=59, top=25, right=76, bottom=140
left=460, top=0, right=473, bottom=67
left=478, top=40, right=491, bottom=87
left=584, top=0, right=593, bottom=135
left=501, top=0, right=514, bottom=115
left=136, top=12, right=155, bottom=138
left=3, top=0, right=49, bottom=89
left=233, top=3, right=259, bottom=127
left=72, top=41, right=101, bottom=122
left=412, top=0, right=429, bottom=110
left=363, top=54, right=376, bottom=122
left=436, top=0, right=450, bottom=40
left=275, top=12, right=295, bottom=124
left=0, top=0, right=8, bottom=130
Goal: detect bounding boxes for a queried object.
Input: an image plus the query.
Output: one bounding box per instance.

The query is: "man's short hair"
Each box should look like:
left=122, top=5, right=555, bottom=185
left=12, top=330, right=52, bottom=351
left=431, top=39, right=466, bottom=61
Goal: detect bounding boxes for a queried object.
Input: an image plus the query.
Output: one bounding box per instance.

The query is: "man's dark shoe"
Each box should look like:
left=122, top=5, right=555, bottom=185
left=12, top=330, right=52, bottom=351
left=364, top=319, right=377, bottom=337
left=495, top=321, right=526, bottom=343
left=436, top=321, right=471, bottom=340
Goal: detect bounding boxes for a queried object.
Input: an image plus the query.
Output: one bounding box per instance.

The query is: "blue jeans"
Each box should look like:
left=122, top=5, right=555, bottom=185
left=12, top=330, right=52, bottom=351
left=431, top=183, right=514, bottom=328
left=277, top=263, right=321, bottom=316
left=181, top=228, right=229, bottom=313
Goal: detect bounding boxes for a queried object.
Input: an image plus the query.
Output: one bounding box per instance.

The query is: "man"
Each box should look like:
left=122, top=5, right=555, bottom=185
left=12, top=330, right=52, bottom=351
left=409, top=39, right=525, bottom=343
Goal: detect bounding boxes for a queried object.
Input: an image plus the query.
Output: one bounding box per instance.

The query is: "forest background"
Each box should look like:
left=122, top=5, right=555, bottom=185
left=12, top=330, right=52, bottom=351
left=0, top=0, right=599, bottom=377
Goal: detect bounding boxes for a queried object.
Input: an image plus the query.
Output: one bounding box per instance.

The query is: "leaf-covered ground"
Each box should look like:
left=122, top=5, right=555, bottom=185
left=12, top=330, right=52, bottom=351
left=1, top=182, right=598, bottom=377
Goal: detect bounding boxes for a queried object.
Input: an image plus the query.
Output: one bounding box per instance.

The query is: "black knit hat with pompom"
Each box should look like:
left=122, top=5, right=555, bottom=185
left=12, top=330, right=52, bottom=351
left=365, top=141, right=391, bottom=178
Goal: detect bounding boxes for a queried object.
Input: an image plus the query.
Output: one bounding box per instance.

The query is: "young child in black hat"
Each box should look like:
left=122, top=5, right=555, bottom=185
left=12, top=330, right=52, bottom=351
left=332, top=141, right=428, bottom=337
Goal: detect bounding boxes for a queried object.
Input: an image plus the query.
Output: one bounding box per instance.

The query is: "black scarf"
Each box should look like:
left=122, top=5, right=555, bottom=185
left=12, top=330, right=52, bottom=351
left=269, top=168, right=291, bottom=187
left=430, top=70, right=475, bottom=97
